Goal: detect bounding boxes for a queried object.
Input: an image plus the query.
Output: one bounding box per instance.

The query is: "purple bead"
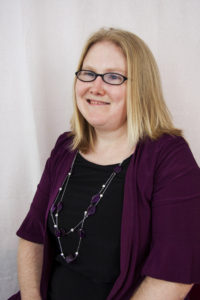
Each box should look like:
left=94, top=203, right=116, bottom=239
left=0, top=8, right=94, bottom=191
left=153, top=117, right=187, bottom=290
left=55, top=229, right=61, bottom=237
left=57, top=202, right=63, bottom=212
left=79, top=229, right=85, bottom=238
left=51, top=204, right=57, bottom=213
left=66, top=254, right=76, bottom=263
left=114, top=165, right=122, bottom=174
left=87, top=205, right=96, bottom=216
left=91, top=194, right=100, bottom=205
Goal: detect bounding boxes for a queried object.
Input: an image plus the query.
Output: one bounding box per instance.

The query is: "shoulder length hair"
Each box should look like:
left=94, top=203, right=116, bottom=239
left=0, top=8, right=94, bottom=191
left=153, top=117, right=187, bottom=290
left=70, top=27, right=182, bottom=152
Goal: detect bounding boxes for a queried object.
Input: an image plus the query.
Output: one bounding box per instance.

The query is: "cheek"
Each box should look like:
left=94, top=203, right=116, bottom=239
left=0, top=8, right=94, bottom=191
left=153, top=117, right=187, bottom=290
left=75, top=83, right=81, bottom=99
left=111, top=86, right=126, bottom=104
left=75, top=83, right=87, bottom=114
left=75, top=81, right=88, bottom=99
left=117, top=88, right=127, bottom=116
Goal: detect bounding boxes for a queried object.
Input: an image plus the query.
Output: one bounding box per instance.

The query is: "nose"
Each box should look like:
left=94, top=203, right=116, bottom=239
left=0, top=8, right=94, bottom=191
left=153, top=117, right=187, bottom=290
left=89, top=75, right=105, bottom=95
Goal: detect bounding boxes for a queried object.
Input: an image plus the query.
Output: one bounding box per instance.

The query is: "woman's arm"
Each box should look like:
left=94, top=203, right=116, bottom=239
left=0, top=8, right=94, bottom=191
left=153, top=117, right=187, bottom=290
left=17, top=238, right=44, bottom=300
left=130, top=276, right=193, bottom=300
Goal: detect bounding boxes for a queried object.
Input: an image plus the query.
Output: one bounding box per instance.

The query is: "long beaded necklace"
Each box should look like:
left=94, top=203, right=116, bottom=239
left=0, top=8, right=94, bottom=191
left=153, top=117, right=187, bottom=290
left=50, top=152, right=124, bottom=264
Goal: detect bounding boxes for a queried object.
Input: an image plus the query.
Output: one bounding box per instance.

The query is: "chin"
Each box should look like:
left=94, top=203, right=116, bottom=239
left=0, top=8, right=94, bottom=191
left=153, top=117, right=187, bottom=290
left=85, top=117, right=107, bottom=127
left=89, top=122, right=107, bottom=129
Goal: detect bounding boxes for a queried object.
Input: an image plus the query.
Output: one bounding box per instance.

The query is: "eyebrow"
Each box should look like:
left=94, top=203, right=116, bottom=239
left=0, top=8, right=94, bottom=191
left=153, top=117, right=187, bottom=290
left=82, top=65, right=126, bottom=75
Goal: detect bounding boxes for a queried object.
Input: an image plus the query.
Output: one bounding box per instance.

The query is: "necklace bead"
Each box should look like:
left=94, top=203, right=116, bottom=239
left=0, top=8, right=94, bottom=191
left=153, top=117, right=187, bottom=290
left=91, top=194, right=100, bottom=204
left=50, top=152, right=124, bottom=264
left=55, top=229, right=61, bottom=237
left=66, top=254, right=76, bottom=263
left=57, top=202, right=63, bottom=212
left=87, top=205, right=96, bottom=216
left=79, top=229, right=85, bottom=238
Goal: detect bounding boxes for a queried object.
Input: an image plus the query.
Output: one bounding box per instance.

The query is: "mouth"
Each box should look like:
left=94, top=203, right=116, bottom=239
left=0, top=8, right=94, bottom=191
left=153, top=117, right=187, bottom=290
left=87, top=99, right=110, bottom=105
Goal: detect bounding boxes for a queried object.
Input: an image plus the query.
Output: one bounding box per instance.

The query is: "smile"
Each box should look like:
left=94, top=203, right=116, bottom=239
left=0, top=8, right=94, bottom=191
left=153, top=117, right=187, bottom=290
left=87, top=99, right=110, bottom=105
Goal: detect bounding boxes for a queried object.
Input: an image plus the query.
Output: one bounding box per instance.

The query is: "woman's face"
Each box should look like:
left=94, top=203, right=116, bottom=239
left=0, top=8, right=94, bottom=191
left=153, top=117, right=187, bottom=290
left=75, top=41, right=127, bottom=133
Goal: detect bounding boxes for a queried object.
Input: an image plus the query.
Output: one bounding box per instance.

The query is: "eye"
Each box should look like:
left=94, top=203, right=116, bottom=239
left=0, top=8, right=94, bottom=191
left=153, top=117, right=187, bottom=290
left=107, top=73, right=120, bottom=80
left=104, top=73, right=124, bottom=84
left=82, top=70, right=95, bottom=77
left=77, top=70, right=96, bottom=82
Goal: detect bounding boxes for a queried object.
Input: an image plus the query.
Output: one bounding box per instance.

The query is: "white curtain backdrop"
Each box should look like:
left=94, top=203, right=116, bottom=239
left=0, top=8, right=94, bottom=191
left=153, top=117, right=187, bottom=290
left=1, top=0, right=200, bottom=298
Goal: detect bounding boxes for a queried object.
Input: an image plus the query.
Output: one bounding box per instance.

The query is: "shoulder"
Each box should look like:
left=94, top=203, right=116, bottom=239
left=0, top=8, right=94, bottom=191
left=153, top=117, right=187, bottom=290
left=47, top=132, right=76, bottom=177
left=140, top=134, right=192, bottom=160
left=135, top=134, right=199, bottom=175
left=54, top=131, right=73, bottom=149
left=141, top=134, right=187, bottom=151
left=51, top=131, right=73, bottom=156
left=47, top=131, right=75, bottom=166
left=155, top=134, right=197, bottom=166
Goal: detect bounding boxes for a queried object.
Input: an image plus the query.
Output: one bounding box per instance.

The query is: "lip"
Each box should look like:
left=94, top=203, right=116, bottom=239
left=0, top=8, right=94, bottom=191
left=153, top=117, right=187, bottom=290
left=87, top=99, right=110, bottom=105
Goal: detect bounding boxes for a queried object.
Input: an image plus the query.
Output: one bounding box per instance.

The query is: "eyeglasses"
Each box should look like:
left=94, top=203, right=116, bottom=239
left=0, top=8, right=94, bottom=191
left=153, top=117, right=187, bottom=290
left=75, top=70, right=127, bottom=85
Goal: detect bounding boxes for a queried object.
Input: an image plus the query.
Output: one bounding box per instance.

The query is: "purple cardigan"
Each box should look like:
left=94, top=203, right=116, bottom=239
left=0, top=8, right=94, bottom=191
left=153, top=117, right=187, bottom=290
left=8, top=132, right=200, bottom=300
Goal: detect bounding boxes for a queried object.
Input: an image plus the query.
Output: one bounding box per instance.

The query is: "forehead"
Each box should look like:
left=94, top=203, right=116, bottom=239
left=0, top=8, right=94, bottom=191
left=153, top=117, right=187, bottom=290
left=82, top=41, right=127, bottom=73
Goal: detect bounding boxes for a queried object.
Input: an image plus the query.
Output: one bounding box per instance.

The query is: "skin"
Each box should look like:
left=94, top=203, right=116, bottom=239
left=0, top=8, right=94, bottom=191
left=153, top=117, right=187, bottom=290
left=130, top=276, right=193, bottom=300
left=18, top=238, right=43, bottom=300
left=75, top=40, right=127, bottom=134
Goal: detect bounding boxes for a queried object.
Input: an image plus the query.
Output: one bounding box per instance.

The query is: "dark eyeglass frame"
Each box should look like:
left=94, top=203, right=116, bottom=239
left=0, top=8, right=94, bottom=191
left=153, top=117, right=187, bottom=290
left=75, top=70, right=127, bottom=85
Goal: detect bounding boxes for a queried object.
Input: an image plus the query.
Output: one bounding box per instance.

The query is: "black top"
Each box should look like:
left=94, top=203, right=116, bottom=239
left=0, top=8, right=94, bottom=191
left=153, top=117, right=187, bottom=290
left=47, top=153, right=132, bottom=300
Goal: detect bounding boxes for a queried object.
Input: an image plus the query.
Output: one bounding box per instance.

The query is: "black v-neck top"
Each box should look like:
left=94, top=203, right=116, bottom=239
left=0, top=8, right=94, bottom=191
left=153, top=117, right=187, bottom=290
left=47, top=152, right=132, bottom=300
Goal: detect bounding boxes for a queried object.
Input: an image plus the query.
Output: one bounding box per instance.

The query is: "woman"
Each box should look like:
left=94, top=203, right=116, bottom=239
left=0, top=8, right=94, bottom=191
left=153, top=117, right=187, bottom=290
left=9, top=28, right=200, bottom=300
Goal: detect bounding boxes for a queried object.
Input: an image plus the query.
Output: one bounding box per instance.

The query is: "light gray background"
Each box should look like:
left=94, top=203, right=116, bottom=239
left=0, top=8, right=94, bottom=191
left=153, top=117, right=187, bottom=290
left=1, top=0, right=200, bottom=299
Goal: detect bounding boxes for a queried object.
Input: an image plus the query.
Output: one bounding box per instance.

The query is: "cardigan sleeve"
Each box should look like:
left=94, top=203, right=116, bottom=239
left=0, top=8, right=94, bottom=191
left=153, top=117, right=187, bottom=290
left=142, top=136, right=200, bottom=284
left=16, top=132, right=68, bottom=244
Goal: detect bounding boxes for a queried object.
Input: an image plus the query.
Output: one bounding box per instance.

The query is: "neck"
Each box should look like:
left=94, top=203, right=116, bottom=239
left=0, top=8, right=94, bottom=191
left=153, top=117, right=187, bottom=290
left=92, top=125, right=135, bottom=164
left=94, top=125, right=129, bottom=151
left=80, top=125, right=135, bottom=165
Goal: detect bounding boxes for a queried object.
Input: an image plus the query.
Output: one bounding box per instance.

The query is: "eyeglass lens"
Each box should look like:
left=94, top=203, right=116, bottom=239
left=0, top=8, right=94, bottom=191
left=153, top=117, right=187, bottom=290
left=76, top=70, right=126, bottom=85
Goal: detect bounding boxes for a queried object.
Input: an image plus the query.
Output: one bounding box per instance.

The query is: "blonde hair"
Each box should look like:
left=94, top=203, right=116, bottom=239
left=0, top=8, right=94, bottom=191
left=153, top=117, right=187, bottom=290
left=70, top=27, right=182, bottom=152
